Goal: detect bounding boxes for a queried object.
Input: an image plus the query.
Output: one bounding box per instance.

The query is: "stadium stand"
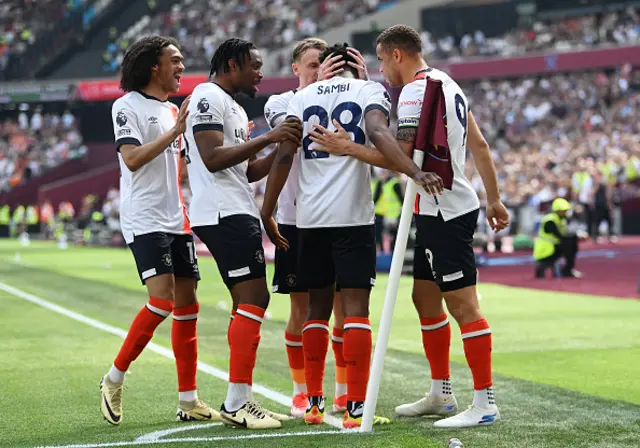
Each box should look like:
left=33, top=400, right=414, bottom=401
left=102, top=0, right=399, bottom=72
left=101, top=4, right=640, bottom=75
left=0, top=109, right=87, bottom=193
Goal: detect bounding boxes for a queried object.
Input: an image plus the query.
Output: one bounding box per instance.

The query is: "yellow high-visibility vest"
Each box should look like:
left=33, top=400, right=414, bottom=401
left=533, top=213, right=566, bottom=261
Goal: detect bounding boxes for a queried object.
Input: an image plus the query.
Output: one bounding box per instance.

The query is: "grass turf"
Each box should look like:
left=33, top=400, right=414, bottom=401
left=1, top=240, right=639, bottom=448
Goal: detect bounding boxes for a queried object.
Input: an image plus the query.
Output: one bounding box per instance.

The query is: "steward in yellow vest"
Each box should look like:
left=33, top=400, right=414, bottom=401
left=372, top=173, right=403, bottom=253
left=0, top=205, right=10, bottom=237
left=534, top=198, right=582, bottom=279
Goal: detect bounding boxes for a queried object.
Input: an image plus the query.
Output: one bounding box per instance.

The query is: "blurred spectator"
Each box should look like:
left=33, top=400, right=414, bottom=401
left=0, top=108, right=88, bottom=192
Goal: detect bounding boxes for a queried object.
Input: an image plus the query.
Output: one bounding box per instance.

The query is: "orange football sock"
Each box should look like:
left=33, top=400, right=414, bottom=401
left=285, top=332, right=306, bottom=393
left=343, top=317, right=372, bottom=402
left=332, top=328, right=347, bottom=396
left=114, top=297, right=172, bottom=372
left=302, top=320, right=330, bottom=397
left=172, top=302, right=199, bottom=392
left=229, top=304, right=264, bottom=384
left=420, top=314, right=451, bottom=380
left=461, top=318, right=493, bottom=390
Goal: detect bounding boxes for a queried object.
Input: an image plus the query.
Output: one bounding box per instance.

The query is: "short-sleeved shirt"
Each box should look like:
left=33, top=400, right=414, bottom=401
left=264, top=89, right=298, bottom=226
left=185, top=82, right=258, bottom=227
left=398, top=68, right=480, bottom=221
left=286, top=77, right=391, bottom=228
left=111, top=91, right=189, bottom=244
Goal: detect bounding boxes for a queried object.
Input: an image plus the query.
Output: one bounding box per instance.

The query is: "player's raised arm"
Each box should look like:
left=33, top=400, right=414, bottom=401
left=466, top=111, right=509, bottom=231
left=114, top=96, right=191, bottom=172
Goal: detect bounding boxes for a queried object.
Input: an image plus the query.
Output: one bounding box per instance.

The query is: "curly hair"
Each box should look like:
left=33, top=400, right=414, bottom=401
left=319, top=43, right=359, bottom=78
left=209, top=38, right=257, bottom=77
left=119, top=36, right=179, bottom=92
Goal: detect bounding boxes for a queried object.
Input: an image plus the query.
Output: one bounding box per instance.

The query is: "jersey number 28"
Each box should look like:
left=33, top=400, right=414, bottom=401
left=302, top=102, right=365, bottom=159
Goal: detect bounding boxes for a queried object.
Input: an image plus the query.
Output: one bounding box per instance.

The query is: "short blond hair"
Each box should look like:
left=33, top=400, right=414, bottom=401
left=292, top=38, right=328, bottom=63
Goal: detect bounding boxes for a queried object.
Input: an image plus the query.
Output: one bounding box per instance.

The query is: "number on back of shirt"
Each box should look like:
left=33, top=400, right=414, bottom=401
left=302, top=101, right=366, bottom=159
left=455, top=94, right=468, bottom=148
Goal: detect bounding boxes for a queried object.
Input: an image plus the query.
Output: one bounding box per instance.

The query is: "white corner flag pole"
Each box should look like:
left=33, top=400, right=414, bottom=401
left=361, top=150, right=425, bottom=433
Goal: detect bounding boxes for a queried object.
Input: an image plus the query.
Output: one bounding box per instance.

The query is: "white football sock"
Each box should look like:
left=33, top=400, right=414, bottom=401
left=473, top=387, right=496, bottom=408
left=293, top=382, right=307, bottom=396
left=224, top=383, right=250, bottom=412
left=108, top=365, right=125, bottom=383
left=430, top=379, right=453, bottom=398
left=179, top=390, right=198, bottom=402
left=335, top=382, right=347, bottom=397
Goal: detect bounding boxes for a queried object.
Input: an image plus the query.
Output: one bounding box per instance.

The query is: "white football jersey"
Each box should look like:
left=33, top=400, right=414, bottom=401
left=398, top=68, right=480, bottom=221
left=185, top=82, right=258, bottom=227
left=287, top=77, right=392, bottom=228
left=111, top=91, right=189, bottom=244
left=264, top=89, right=299, bottom=226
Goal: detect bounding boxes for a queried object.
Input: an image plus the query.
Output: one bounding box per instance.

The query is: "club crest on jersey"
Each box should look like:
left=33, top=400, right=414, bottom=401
left=285, top=274, right=296, bottom=287
left=255, top=249, right=265, bottom=264
left=162, top=253, right=172, bottom=267
left=197, top=98, right=209, bottom=113
left=116, top=111, right=127, bottom=127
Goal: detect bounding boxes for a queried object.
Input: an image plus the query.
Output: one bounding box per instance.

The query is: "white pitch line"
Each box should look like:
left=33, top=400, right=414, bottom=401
left=135, top=422, right=222, bottom=442
left=0, top=281, right=343, bottom=429
left=31, top=430, right=352, bottom=448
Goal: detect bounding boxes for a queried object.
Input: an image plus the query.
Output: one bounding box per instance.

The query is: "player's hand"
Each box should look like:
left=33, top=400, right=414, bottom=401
left=486, top=200, right=510, bottom=232
left=308, top=119, right=351, bottom=155
left=317, top=53, right=346, bottom=81
left=347, top=47, right=369, bottom=80
left=266, top=117, right=302, bottom=144
left=247, top=120, right=255, bottom=139
left=173, top=95, right=191, bottom=135
left=413, top=171, right=444, bottom=195
left=261, top=214, right=289, bottom=250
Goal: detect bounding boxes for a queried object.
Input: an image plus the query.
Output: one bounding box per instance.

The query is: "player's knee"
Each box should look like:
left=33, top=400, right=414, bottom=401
left=174, top=279, right=197, bottom=307
left=289, top=293, right=309, bottom=328
left=443, top=286, right=482, bottom=325
left=341, top=294, right=369, bottom=318
left=411, top=281, right=443, bottom=317
left=145, top=274, right=175, bottom=301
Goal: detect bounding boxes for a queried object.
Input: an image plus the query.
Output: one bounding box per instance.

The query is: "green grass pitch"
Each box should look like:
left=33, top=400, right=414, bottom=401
left=0, top=240, right=639, bottom=448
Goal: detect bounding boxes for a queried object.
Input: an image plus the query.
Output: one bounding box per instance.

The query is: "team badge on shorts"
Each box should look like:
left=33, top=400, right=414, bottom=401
left=285, top=274, right=296, bottom=287
left=162, top=253, right=172, bottom=267
left=255, top=249, right=265, bottom=264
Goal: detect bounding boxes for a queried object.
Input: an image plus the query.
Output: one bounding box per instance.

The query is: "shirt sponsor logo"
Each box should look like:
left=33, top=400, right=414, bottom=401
left=399, top=99, right=423, bottom=108
left=194, top=114, right=213, bottom=123
left=148, top=116, right=158, bottom=125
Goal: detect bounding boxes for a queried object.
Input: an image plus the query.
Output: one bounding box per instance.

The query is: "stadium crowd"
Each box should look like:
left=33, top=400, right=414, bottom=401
left=100, top=3, right=640, bottom=75
left=0, top=109, right=87, bottom=193
left=0, top=0, right=89, bottom=73
left=103, top=0, right=395, bottom=71
left=413, top=6, right=640, bottom=63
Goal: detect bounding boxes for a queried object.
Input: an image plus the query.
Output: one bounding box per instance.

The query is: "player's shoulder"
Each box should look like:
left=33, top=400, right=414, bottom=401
left=265, top=90, right=296, bottom=113
left=112, top=92, right=137, bottom=111
left=400, top=76, right=426, bottom=99
left=267, top=89, right=296, bottom=105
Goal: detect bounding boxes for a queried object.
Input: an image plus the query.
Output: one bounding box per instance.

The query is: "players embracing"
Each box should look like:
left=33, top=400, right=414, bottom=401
left=309, top=25, right=509, bottom=428
left=263, top=38, right=374, bottom=419
left=261, top=42, right=438, bottom=429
